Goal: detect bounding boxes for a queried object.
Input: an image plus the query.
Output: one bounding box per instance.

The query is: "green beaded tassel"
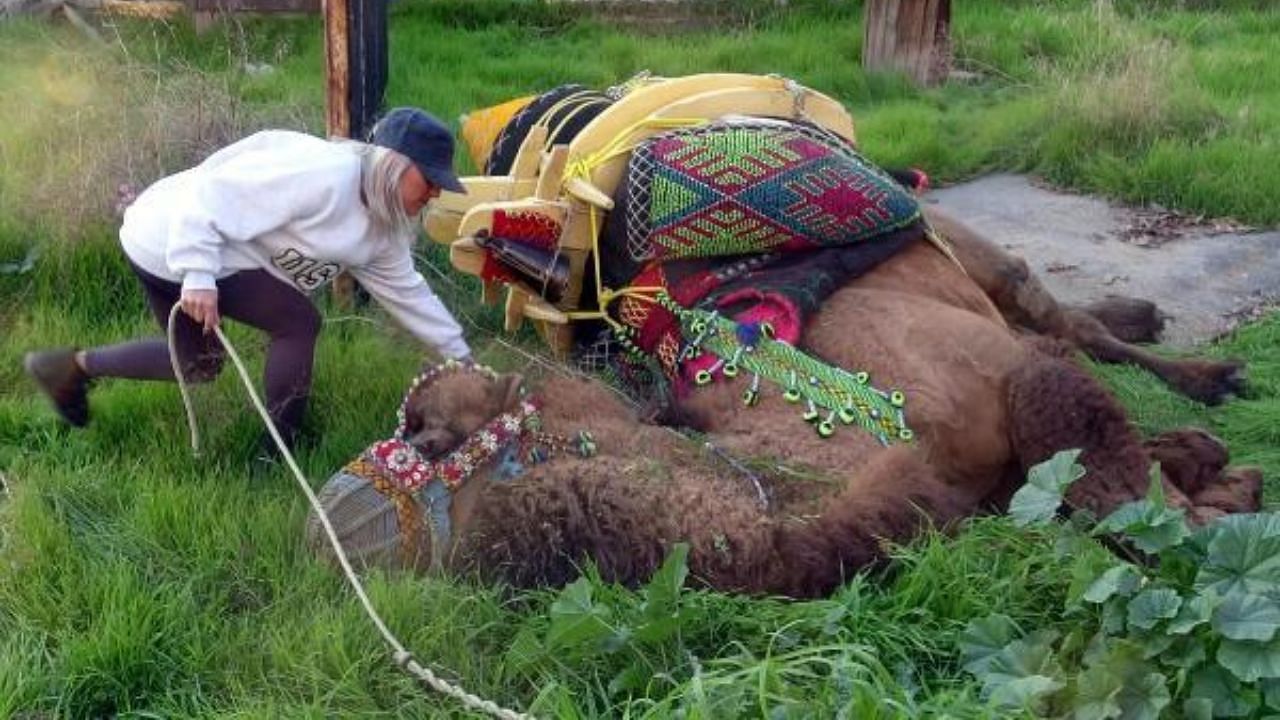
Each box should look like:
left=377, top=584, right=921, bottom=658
left=656, top=292, right=913, bottom=444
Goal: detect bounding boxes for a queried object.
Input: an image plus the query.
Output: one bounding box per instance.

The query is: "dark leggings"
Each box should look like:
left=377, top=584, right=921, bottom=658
left=83, top=262, right=321, bottom=443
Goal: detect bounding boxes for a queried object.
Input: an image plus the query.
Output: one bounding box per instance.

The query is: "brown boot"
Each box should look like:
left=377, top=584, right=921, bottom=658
left=23, top=348, right=91, bottom=427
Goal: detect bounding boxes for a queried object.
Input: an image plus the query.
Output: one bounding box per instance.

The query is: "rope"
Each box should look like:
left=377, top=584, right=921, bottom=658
left=166, top=304, right=535, bottom=720
left=417, top=249, right=772, bottom=509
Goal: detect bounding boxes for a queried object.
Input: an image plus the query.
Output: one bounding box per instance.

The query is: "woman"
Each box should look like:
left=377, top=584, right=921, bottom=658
left=23, top=107, right=472, bottom=451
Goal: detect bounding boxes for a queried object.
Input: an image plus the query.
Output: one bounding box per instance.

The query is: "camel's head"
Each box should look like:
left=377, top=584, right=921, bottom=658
left=400, top=363, right=525, bottom=459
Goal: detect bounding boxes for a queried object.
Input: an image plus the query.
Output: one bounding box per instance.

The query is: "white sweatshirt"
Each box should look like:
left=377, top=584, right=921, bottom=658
left=119, top=130, right=470, bottom=360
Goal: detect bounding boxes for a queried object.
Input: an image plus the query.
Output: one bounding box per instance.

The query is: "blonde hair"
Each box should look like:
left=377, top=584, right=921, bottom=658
left=335, top=139, right=416, bottom=238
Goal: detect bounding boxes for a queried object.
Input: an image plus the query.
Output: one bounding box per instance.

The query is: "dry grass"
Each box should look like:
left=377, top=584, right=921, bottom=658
left=0, top=21, right=308, bottom=239
left=1045, top=38, right=1221, bottom=152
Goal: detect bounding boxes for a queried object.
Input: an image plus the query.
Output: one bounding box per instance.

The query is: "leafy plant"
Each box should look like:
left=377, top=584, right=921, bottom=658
left=961, top=450, right=1280, bottom=718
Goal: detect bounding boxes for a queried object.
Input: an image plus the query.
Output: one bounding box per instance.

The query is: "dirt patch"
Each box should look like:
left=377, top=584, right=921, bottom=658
left=927, top=174, right=1280, bottom=347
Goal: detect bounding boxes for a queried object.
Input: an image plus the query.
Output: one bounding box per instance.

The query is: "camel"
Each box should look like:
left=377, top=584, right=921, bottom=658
left=310, top=208, right=1261, bottom=599
left=310, top=79, right=1257, bottom=596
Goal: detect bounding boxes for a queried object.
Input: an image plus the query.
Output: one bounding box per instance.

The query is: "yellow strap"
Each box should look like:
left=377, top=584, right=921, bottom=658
left=556, top=116, right=711, bottom=326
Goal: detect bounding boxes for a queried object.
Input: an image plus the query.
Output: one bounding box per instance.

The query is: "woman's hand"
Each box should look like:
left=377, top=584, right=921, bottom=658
left=180, top=288, right=220, bottom=335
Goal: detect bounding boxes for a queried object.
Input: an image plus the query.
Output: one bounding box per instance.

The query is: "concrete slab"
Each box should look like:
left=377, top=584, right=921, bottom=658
left=926, top=174, right=1280, bottom=347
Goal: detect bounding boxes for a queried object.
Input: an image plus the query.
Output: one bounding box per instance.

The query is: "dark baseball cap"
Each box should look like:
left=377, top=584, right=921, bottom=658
left=370, top=107, right=467, bottom=194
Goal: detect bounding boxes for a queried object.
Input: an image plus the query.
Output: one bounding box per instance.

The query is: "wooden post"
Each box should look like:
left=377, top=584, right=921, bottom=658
left=324, top=0, right=358, bottom=305
left=324, top=0, right=351, bottom=139
left=324, top=0, right=388, bottom=307
left=862, top=0, right=952, bottom=87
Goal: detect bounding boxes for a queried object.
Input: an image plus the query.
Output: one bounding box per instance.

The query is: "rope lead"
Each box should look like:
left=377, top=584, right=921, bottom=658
left=166, top=303, right=536, bottom=720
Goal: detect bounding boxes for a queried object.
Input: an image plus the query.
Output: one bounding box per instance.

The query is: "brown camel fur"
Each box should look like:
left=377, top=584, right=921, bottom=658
left=371, top=229, right=1261, bottom=599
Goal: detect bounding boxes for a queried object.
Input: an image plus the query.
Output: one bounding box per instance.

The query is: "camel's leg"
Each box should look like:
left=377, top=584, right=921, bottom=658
left=926, top=207, right=1245, bottom=405
left=772, top=447, right=977, bottom=598
left=1143, top=428, right=1229, bottom=497
left=1003, top=349, right=1198, bottom=519
left=1144, top=428, right=1263, bottom=518
left=1078, top=296, right=1168, bottom=344
left=462, top=448, right=978, bottom=598
left=1192, top=467, right=1263, bottom=519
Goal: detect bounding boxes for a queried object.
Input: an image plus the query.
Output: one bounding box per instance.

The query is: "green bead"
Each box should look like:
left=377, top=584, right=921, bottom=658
left=802, top=408, right=819, bottom=422
left=742, top=389, right=759, bottom=407
left=855, top=371, right=869, bottom=384
left=760, top=322, right=775, bottom=339
left=695, top=370, right=713, bottom=386
left=817, top=420, right=835, bottom=438
left=783, top=387, right=801, bottom=403
left=838, top=407, right=857, bottom=424
left=898, top=428, right=914, bottom=441
left=890, top=391, right=905, bottom=407
left=722, top=362, right=739, bottom=378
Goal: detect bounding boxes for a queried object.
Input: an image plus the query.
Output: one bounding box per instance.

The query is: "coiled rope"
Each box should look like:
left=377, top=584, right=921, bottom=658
left=166, top=304, right=534, bottom=720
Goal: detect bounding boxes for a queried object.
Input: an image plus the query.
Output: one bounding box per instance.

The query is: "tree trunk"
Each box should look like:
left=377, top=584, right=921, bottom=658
left=862, top=0, right=952, bottom=87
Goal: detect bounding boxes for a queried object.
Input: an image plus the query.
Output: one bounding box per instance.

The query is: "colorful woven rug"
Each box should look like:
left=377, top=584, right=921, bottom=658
left=600, top=119, right=921, bottom=290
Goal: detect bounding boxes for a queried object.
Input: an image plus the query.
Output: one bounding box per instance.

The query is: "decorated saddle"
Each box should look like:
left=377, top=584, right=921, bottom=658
left=423, top=73, right=939, bottom=443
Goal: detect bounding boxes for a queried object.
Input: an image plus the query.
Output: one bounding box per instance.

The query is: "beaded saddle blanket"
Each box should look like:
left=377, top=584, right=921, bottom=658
left=600, top=119, right=921, bottom=290
left=593, top=120, right=924, bottom=443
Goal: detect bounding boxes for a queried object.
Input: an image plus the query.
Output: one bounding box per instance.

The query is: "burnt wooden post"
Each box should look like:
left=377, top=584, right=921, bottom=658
left=325, top=0, right=388, bottom=305
left=862, top=0, right=952, bottom=87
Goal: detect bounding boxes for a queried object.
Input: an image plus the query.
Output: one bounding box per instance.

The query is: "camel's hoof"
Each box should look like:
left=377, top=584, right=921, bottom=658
left=1145, top=427, right=1229, bottom=496
left=1081, top=296, right=1169, bottom=344
left=1177, top=359, right=1246, bottom=406
left=1192, top=465, right=1263, bottom=515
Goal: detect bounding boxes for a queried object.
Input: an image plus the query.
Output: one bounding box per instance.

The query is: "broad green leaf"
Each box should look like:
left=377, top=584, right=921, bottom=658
left=1095, top=502, right=1149, bottom=536
left=546, top=577, right=613, bottom=650
left=642, top=543, right=689, bottom=619
left=1169, top=593, right=1218, bottom=635
left=1189, top=665, right=1255, bottom=717
left=1010, top=483, right=1070, bottom=528
left=1126, top=511, right=1191, bottom=555
left=958, top=614, right=1019, bottom=676
left=1263, top=678, right=1280, bottom=709
left=1136, top=632, right=1175, bottom=660
left=1068, top=549, right=1121, bottom=609
left=1074, top=642, right=1169, bottom=720
left=1084, top=565, right=1143, bottom=604
left=503, top=625, right=545, bottom=672
left=1197, top=515, right=1280, bottom=601
left=1162, top=635, right=1207, bottom=669
left=1219, top=636, right=1280, bottom=682
left=1127, top=588, right=1182, bottom=631
left=1182, top=698, right=1213, bottom=720
left=1118, top=673, right=1171, bottom=720
left=1010, top=449, right=1085, bottom=527
left=1072, top=664, right=1122, bottom=720
left=1144, top=463, right=1166, bottom=508
left=1095, top=499, right=1190, bottom=555
left=979, top=630, right=1061, bottom=699
left=1029, top=449, right=1086, bottom=490
left=990, top=675, right=1063, bottom=711
left=1102, top=598, right=1128, bottom=635
left=1213, top=593, right=1280, bottom=642
left=635, top=543, right=690, bottom=642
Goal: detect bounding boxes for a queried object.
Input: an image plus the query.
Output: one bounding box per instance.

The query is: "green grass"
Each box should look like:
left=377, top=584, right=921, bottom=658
left=2, top=0, right=1279, bottom=716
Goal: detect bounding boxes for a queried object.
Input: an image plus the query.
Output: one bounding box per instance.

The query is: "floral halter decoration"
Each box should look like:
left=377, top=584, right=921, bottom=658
left=342, top=359, right=597, bottom=566
left=358, top=358, right=597, bottom=494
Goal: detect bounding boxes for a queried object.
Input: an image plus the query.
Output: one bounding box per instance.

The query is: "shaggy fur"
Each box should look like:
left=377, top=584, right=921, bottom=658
left=367, top=214, right=1262, bottom=598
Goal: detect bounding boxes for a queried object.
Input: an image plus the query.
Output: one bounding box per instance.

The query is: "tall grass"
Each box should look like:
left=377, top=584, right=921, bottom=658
left=2, top=0, right=1279, bottom=716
